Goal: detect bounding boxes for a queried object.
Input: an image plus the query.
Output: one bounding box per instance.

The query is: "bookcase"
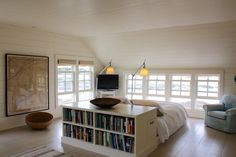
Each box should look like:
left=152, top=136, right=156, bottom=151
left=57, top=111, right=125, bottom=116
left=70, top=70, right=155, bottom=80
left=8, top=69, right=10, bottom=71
left=62, top=101, right=158, bottom=157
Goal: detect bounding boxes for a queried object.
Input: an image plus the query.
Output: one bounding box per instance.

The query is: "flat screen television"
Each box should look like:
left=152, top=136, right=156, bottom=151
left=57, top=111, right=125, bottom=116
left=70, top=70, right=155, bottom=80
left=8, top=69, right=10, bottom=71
left=97, top=74, right=119, bottom=90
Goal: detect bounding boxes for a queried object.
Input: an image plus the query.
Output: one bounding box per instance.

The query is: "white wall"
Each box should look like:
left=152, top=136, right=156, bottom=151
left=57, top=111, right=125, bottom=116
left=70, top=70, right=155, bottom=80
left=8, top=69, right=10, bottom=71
left=0, top=23, right=102, bottom=131
left=224, top=69, right=236, bottom=95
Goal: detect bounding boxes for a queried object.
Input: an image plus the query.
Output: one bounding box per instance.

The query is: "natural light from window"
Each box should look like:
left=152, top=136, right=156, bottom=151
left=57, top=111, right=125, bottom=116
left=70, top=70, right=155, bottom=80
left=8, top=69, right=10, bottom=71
left=56, top=58, right=94, bottom=105
left=125, top=71, right=222, bottom=113
left=57, top=65, right=76, bottom=105
left=147, top=74, right=166, bottom=101
left=126, top=74, right=143, bottom=99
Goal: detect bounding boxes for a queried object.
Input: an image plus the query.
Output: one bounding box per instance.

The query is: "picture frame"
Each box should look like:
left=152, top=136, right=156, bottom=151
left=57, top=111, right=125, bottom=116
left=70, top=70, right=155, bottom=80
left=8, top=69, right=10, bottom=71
left=5, top=53, right=49, bottom=116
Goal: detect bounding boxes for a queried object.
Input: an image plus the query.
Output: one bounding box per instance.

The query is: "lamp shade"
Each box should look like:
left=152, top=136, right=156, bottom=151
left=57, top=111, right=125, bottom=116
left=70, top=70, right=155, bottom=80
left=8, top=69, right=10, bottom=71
left=139, top=67, right=149, bottom=76
left=106, top=66, right=115, bottom=74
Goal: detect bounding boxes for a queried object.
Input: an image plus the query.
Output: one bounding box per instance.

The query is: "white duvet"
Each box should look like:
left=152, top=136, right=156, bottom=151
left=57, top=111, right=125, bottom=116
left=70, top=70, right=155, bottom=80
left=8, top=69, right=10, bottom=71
left=157, top=101, right=188, bottom=143
left=113, top=98, right=188, bottom=143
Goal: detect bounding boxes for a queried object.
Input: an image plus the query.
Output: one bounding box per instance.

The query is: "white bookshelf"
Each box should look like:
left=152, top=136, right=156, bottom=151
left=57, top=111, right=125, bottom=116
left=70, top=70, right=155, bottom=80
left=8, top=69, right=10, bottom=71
left=62, top=101, right=158, bottom=157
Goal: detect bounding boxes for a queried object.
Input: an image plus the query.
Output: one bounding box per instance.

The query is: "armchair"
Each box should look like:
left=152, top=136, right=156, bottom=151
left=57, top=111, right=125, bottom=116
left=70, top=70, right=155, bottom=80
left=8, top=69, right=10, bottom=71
left=203, top=95, right=236, bottom=133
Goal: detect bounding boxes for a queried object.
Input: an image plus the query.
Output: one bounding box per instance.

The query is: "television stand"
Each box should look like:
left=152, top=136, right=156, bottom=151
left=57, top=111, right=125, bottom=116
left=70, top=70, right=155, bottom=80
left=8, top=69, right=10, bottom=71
left=97, top=90, right=116, bottom=98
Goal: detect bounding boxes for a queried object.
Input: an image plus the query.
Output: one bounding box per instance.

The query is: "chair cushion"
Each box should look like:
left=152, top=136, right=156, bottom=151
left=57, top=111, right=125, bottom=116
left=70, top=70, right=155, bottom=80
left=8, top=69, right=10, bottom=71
left=207, top=111, right=226, bottom=120
left=221, top=95, right=236, bottom=110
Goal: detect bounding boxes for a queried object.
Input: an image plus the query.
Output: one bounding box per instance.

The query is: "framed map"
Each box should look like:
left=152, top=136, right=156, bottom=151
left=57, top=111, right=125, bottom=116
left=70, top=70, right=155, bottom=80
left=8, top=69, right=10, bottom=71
left=6, top=54, right=49, bottom=116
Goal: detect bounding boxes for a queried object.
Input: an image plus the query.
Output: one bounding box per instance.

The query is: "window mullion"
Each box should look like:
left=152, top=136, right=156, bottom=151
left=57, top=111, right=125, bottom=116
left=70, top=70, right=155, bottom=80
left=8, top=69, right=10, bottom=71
left=64, top=72, right=66, bottom=92
left=165, top=75, right=170, bottom=101
left=83, top=72, right=85, bottom=91
left=156, top=80, right=158, bottom=95
left=207, top=80, right=209, bottom=97
left=75, top=65, right=78, bottom=102
left=191, top=74, right=196, bottom=110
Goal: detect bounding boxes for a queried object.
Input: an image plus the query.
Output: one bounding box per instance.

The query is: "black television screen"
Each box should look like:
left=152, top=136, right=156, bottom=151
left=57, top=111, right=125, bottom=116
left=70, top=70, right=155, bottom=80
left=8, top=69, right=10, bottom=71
left=97, top=74, right=119, bottom=90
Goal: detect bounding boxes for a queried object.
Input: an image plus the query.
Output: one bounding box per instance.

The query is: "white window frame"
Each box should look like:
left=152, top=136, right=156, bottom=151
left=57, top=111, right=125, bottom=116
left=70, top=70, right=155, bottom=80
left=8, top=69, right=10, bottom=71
left=78, top=64, right=94, bottom=101
left=55, top=55, right=95, bottom=106
left=196, top=74, right=221, bottom=99
left=56, top=57, right=77, bottom=106
left=193, top=72, right=223, bottom=111
left=57, top=66, right=76, bottom=95
left=170, top=74, right=191, bottom=98
left=124, top=69, right=224, bottom=117
left=125, top=73, right=144, bottom=99
left=147, top=74, right=166, bottom=101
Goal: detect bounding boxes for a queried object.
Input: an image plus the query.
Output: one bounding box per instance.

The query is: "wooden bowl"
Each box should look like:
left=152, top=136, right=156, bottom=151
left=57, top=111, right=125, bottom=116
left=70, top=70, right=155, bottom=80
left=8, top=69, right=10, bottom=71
left=90, top=98, right=121, bottom=108
left=25, top=112, right=53, bottom=130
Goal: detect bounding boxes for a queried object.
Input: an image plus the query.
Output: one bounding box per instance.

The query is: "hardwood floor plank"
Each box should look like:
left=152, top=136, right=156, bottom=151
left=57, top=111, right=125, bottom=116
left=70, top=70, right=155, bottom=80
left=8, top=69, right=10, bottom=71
left=0, top=118, right=235, bottom=157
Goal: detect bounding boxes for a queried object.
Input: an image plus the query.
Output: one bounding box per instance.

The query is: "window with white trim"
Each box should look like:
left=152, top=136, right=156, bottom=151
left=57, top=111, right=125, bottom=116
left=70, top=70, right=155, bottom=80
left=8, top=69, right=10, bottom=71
left=126, top=74, right=143, bottom=99
left=57, top=59, right=76, bottom=105
left=195, top=74, right=220, bottom=109
left=78, top=61, right=94, bottom=101
left=124, top=70, right=223, bottom=114
left=56, top=58, right=94, bottom=105
left=171, top=75, right=191, bottom=97
left=197, top=75, right=220, bottom=98
left=147, top=74, right=166, bottom=101
left=170, top=74, right=191, bottom=109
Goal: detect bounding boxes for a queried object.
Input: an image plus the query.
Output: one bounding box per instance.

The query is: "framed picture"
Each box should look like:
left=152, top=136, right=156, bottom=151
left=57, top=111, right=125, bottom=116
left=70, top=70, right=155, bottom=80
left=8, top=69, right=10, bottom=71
left=5, top=54, right=49, bottom=116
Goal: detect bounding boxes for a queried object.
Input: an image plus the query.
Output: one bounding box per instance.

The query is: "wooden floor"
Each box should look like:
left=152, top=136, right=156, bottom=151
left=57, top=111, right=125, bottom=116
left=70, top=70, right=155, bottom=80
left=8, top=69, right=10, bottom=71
left=0, top=118, right=236, bottom=157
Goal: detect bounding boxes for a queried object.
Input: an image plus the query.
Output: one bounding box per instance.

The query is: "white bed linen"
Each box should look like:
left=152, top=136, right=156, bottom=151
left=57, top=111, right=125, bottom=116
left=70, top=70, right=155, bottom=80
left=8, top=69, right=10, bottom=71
left=115, top=98, right=187, bottom=143
left=156, top=101, right=188, bottom=143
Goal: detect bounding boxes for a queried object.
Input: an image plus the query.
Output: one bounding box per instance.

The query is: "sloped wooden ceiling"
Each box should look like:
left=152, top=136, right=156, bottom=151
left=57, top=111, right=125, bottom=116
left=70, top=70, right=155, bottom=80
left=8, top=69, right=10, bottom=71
left=83, top=21, right=236, bottom=69
left=0, top=0, right=235, bottom=68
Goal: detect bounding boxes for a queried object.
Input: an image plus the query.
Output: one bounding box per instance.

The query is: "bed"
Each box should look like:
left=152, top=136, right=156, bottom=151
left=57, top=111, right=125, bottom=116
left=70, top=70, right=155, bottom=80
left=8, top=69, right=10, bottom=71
left=106, top=96, right=188, bottom=143
left=128, top=99, right=188, bottom=143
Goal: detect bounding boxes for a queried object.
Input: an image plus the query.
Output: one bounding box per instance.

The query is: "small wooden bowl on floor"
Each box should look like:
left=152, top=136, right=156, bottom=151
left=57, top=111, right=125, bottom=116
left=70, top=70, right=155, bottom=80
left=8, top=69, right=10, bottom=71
left=25, top=112, right=53, bottom=130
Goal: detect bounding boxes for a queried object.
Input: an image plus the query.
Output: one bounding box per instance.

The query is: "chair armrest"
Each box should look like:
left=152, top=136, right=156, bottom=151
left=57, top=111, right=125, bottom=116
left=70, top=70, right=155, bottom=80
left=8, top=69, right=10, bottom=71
left=226, top=108, right=236, bottom=116
left=203, top=104, right=224, bottom=111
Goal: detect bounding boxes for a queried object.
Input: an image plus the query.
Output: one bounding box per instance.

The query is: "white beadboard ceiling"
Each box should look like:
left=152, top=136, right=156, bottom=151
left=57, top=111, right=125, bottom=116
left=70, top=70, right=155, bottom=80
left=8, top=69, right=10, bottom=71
left=0, top=0, right=236, bottom=68
left=84, top=21, right=236, bottom=69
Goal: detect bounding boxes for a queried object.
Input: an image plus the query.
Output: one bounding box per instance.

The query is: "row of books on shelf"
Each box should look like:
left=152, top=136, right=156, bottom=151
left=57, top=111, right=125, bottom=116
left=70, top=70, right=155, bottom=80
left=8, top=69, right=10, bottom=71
left=96, top=114, right=135, bottom=134
left=95, top=131, right=135, bottom=153
left=63, top=124, right=93, bottom=143
left=63, top=109, right=93, bottom=126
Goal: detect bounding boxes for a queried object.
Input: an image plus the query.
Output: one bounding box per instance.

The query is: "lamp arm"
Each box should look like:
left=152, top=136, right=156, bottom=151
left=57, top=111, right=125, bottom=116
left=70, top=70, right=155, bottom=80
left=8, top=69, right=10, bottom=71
left=131, top=59, right=146, bottom=77
left=132, top=64, right=143, bottom=77
left=98, top=59, right=112, bottom=74
left=99, top=64, right=110, bottom=75
left=131, top=59, right=146, bottom=110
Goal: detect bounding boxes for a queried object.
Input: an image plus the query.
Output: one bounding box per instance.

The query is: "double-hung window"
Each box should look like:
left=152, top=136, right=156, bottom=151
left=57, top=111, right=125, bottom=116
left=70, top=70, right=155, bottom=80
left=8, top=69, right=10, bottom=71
left=124, top=70, right=223, bottom=117
left=57, top=59, right=76, bottom=105
left=171, top=75, right=191, bottom=97
left=195, top=74, right=221, bottom=109
left=147, top=74, right=166, bottom=101
left=126, top=74, right=143, bottom=99
left=170, top=74, right=191, bottom=109
left=56, top=58, right=94, bottom=105
left=78, top=61, right=94, bottom=101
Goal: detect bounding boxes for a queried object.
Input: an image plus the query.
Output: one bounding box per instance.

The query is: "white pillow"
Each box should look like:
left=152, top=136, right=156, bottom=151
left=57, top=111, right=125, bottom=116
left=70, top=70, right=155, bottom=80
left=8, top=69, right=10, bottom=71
left=105, top=96, right=131, bottom=104
left=130, top=99, right=164, bottom=116
left=130, top=99, right=160, bottom=107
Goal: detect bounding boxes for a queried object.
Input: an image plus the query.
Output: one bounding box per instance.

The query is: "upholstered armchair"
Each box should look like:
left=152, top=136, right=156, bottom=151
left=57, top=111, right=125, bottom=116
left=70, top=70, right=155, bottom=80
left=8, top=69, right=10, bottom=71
left=203, top=95, right=236, bottom=133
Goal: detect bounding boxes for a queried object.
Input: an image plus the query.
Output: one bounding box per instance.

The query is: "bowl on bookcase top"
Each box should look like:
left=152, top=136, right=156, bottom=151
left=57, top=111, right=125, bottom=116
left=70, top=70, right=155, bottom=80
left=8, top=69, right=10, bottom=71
left=90, top=98, right=121, bottom=108
left=25, top=112, right=53, bottom=130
